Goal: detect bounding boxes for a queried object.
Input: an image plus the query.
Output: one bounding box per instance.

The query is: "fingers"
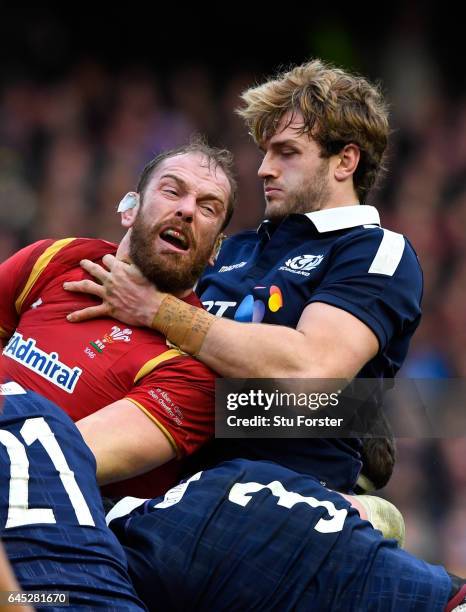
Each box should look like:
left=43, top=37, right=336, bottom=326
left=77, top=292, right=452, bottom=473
left=63, top=279, right=105, bottom=298
left=66, top=304, right=109, bottom=323
left=80, top=259, right=110, bottom=283
left=103, top=254, right=141, bottom=280
left=101, top=254, right=118, bottom=269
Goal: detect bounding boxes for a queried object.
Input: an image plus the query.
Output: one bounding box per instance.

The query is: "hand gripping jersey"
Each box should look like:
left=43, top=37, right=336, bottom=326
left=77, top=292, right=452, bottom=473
left=0, top=238, right=216, bottom=497
left=197, top=206, right=423, bottom=491
left=108, top=459, right=450, bottom=612
left=0, top=383, right=145, bottom=610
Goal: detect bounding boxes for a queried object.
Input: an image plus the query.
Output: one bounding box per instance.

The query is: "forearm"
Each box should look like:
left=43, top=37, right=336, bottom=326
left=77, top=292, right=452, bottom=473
left=199, top=318, right=323, bottom=378
left=152, top=297, right=378, bottom=381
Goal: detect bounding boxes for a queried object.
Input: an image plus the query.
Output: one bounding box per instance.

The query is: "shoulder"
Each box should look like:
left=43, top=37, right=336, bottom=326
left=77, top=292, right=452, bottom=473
left=15, top=237, right=117, bottom=268
left=52, top=238, right=117, bottom=263
left=150, top=351, right=217, bottom=385
left=217, top=231, right=258, bottom=256
left=201, top=230, right=257, bottom=277
left=223, top=230, right=258, bottom=244
left=130, top=337, right=217, bottom=386
left=332, top=225, right=421, bottom=277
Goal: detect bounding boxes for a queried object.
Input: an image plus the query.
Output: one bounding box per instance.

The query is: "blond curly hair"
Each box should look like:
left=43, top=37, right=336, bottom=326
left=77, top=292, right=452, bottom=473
left=237, top=59, right=390, bottom=202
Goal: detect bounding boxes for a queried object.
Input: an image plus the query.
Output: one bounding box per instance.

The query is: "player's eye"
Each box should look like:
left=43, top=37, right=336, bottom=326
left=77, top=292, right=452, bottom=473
left=200, top=203, right=216, bottom=216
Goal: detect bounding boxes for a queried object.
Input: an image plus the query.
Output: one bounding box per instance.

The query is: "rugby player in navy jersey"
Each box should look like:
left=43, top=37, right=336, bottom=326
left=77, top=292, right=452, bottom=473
left=106, top=459, right=466, bottom=611
left=65, top=59, right=415, bottom=496
left=0, top=382, right=146, bottom=610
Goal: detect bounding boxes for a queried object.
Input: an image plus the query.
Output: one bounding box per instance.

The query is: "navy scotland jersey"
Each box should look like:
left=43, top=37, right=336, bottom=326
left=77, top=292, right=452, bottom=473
left=0, top=382, right=145, bottom=611
left=108, top=459, right=450, bottom=611
left=197, top=206, right=423, bottom=491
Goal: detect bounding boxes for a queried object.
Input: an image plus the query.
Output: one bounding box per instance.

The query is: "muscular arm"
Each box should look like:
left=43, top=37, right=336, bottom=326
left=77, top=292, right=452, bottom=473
left=198, top=301, right=378, bottom=379
left=64, top=256, right=378, bottom=381
left=77, top=399, right=176, bottom=486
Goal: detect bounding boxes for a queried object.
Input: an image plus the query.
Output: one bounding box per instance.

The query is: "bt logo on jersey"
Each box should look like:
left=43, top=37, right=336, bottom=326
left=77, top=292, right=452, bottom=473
left=203, top=286, right=284, bottom=322
left=202, top=300, right=237, bottom=317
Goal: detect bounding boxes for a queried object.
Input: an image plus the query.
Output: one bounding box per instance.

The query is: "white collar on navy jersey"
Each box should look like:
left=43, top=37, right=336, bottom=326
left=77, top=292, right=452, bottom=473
left=305, top=205, right=380, bottom=233
left=256, top=205, right=380, bottom=237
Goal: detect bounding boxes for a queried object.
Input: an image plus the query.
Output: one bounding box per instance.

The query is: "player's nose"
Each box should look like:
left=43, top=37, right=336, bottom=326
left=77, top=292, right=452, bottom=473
left=258, top=153, right=279, bottom=179
left=174, top=195, right=196, bottom=223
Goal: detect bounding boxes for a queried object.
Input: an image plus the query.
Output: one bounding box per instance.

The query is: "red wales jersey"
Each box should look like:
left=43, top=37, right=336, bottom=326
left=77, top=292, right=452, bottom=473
left=0, top=238, right=216, bottom=497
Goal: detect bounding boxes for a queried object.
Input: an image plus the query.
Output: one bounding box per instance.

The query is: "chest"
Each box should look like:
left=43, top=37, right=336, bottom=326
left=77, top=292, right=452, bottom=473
left=8, top=271, right=170, bottom=400
left=200, top=239, right=333, bottom=326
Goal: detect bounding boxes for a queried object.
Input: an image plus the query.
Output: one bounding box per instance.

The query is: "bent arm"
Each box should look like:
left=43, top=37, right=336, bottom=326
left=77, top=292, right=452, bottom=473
left=198, top=301, right=379, bottom=379
left=77, top=398, right=176, bottom=486
left=64, top=257, right=378, bottom=380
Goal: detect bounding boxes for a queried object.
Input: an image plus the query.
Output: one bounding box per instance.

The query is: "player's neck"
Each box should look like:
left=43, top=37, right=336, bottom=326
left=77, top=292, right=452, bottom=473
left=116, top=233, right=131, bottom=261
left=319, top=184, right=359, bottom=211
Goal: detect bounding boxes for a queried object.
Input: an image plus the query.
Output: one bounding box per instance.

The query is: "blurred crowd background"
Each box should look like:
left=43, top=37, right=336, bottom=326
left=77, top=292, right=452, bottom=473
left=1, top=4, right=465, bottom=574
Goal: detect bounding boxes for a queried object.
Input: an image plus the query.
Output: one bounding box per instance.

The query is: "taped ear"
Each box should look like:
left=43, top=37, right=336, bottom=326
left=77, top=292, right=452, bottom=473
left=118, top=192, right=140, bottom=229
left=117, top=192, right=140, bottom=213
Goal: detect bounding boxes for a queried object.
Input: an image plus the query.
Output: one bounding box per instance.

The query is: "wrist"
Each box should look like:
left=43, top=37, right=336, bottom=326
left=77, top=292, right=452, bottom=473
left=151, top=294, right=216, bottom=356
left=142, top=290, right=168, bottom=327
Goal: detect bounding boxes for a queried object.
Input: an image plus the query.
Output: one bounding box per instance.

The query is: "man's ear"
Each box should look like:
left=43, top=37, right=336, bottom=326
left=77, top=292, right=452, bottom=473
left=208, top=233, right=225, bottom=266
left=117, top=192, right=140, bottom=228
left=334, top=144, right=360, bottom=182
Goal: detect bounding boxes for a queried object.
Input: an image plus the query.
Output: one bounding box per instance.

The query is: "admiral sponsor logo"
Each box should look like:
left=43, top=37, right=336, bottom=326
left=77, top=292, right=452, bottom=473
left=3, top=332, right=82, bottom=393
left=218, top=261, right=247, bottom=273
left=279, top=254, right=324, bottom=276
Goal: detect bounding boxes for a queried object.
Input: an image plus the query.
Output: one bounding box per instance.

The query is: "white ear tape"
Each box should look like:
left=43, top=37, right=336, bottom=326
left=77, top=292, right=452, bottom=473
left=117, top=192, right=139, bottom=213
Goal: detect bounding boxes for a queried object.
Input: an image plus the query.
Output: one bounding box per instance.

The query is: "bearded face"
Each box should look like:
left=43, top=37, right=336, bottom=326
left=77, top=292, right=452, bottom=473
left=129, top=208, right=217, bottom=293
left=127, top=151, right=230, bottom=294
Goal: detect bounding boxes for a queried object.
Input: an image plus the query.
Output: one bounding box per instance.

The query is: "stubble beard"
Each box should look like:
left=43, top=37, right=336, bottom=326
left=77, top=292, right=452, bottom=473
left=265, top=159, right=331, bottom=223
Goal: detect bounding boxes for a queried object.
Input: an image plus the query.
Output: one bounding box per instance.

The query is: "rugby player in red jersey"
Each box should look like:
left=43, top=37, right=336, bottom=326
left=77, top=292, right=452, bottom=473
left=0, top=140, right=235, bottom=499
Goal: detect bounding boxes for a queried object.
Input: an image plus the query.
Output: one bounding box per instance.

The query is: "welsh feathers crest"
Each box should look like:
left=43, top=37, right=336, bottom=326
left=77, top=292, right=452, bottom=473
left=103, top=326, right=133, bottom=343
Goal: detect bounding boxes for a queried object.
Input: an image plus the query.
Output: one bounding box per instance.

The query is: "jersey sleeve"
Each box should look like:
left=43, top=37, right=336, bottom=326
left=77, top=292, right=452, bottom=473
left=124, top=356, right=216, bottom=458
left=0, top=240, right=55, bottom=340
left=307, top=229, right=423, bottom=351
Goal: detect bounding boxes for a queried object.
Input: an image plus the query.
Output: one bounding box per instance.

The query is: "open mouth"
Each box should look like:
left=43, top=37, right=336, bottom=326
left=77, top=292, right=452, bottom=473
left=160, top=228, right=189, bottom=251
